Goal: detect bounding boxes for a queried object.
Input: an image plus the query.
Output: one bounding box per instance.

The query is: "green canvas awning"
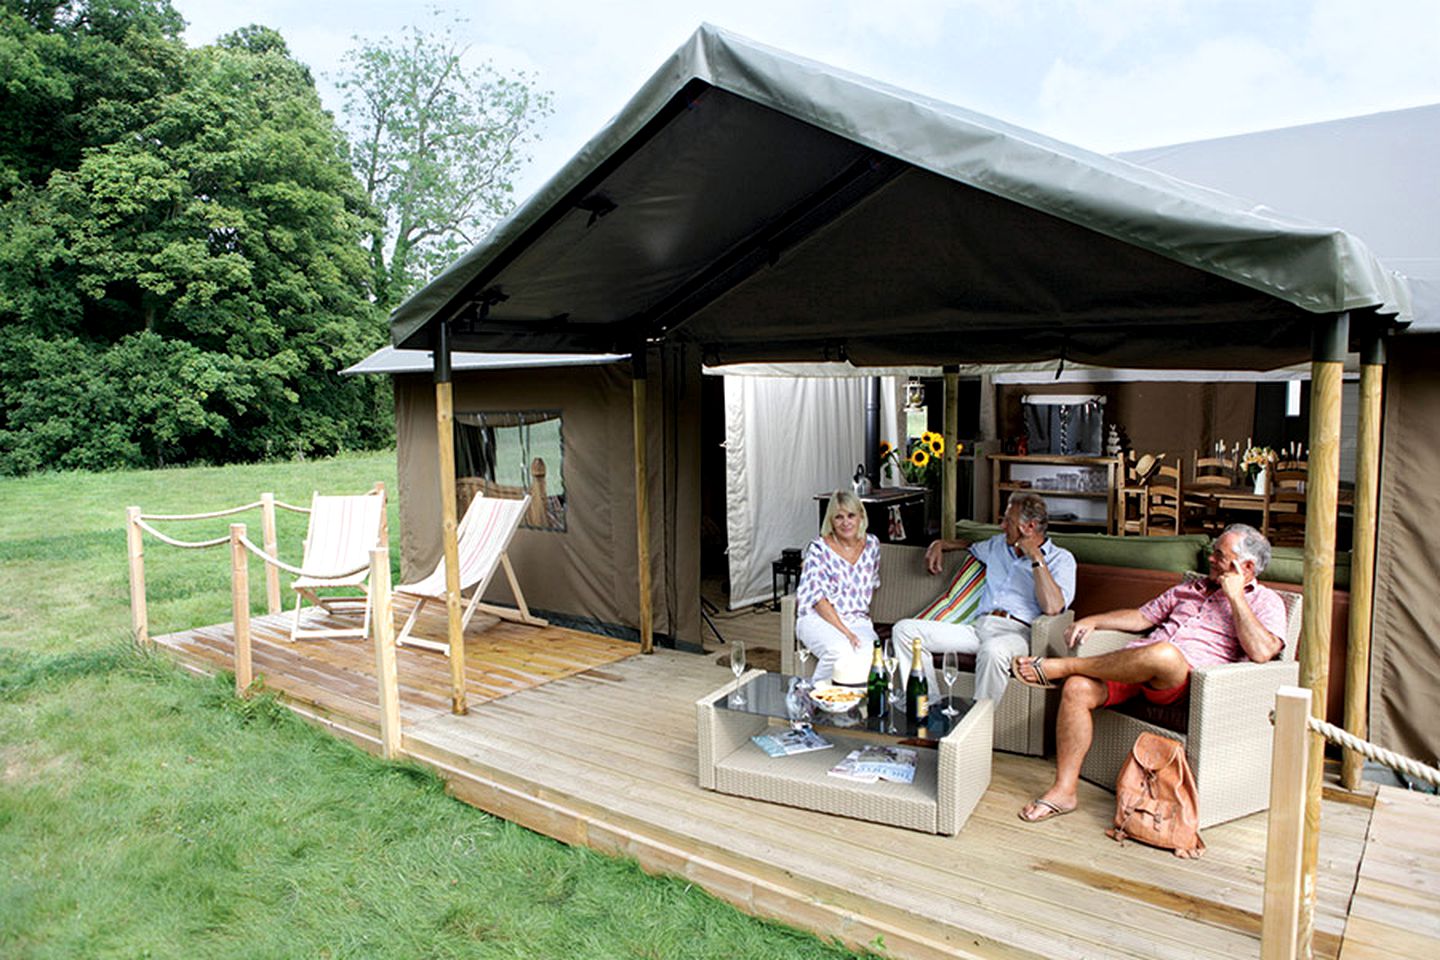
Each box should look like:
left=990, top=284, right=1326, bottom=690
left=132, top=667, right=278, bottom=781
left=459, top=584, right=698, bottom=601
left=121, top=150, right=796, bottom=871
left=390, top=24, right=1410, bottom=369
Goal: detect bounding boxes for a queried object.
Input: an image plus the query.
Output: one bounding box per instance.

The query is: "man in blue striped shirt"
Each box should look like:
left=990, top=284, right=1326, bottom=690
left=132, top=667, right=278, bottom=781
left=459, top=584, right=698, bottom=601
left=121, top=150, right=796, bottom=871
left=892, top=493, right=1076, bottom=703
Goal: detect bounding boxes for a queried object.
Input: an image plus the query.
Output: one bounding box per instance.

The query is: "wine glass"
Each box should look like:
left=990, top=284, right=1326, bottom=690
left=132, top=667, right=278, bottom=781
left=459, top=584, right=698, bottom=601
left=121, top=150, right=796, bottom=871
left=941, top=651, right=960, bottom=717
left=730, top=640, right=747, bottom=706
left=795, top=644, right=812, bottom=679
left=886, top=656, right=905, bottom=734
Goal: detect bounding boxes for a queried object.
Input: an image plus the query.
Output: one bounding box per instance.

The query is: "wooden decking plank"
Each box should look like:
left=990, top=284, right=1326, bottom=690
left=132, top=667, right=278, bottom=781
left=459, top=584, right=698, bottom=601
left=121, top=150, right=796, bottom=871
left=150, top=616, right=1423, bottom=960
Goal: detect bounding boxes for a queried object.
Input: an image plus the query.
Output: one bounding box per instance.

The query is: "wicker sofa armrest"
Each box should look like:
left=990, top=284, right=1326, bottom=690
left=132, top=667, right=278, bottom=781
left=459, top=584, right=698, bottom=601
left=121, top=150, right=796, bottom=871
left=1031, top=611, right=1075, bottom=657
left=1073, top=628, right=1136, bottom=658
left=780, top=594, right=798, bottom=675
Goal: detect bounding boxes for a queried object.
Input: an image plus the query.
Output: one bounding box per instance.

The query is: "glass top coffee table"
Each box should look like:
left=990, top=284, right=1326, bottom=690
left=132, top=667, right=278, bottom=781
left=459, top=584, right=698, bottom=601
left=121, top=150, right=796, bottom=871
left=696, top=670, right=994, bottom=835
left=714, top=671, right=974, bottom=740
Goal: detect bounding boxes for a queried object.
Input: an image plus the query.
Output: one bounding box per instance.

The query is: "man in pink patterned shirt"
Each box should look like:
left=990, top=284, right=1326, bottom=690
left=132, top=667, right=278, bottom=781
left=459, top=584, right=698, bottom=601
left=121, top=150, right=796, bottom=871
left=1010, top=524, right=1286, bottom=824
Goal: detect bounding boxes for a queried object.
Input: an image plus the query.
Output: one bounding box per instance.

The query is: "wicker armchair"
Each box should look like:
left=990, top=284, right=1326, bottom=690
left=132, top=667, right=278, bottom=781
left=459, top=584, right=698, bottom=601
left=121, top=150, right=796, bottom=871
left=781, top=543, right=1072, bottom=756
left=1057, top=589, right=1304, bottom=828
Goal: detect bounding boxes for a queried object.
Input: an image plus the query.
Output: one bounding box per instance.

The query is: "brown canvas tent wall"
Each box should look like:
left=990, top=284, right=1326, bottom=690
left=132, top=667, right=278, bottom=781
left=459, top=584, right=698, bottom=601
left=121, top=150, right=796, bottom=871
left=381, top=349, right=703, bottom=650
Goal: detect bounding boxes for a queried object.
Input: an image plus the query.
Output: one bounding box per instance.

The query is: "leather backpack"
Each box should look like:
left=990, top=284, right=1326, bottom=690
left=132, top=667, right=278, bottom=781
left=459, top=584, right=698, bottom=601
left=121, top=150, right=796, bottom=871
left=1106, top=732, right=1205, bottom=858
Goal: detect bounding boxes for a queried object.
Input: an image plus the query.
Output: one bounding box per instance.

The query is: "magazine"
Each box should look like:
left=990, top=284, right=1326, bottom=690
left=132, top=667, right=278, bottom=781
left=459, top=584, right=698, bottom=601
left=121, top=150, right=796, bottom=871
left=751, top=728, right=833, bottom=758
left=827, top=746, right=918, bottom=784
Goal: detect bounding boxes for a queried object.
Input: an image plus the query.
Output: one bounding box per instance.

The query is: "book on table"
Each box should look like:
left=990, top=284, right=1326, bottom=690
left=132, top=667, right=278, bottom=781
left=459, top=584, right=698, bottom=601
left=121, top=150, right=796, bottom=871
left=751, top=728, right=833, bottom=757
left=827, top=745, right=918, bottom=784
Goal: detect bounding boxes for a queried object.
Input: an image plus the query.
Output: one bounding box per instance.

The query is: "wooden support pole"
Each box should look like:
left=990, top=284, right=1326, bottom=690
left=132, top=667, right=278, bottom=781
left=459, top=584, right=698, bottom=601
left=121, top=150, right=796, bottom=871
left=1297, top=311, right=1347, bottom=958
left=942, top=366, right=959, bottom=539
left=433, top=320, right=467, bottom=715
left=229, top=523, right=253, bottom=697
left=125, top=506, right=149, bottom=649
left=260, top=492, right=281, bottom=615
left=1261, top=686, right=1313, bottom=960
left=370, top=546, right=401, bottom=760
left=633, top=353, right=654, bottom=654
left=1342, top=336, right=1385, bottom=790
left=436, top=381, right=467, bottom=715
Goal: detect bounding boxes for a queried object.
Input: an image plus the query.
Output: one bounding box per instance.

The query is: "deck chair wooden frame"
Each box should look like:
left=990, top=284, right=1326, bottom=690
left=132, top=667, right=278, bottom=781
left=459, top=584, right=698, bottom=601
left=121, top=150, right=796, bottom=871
left=395, top=493, right=548, bottom=653
left=289, top=490, right=387, bottom=642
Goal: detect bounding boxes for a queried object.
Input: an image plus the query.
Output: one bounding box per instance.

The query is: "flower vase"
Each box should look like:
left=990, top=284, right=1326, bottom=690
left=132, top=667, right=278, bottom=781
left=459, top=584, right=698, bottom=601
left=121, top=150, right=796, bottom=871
left=1252, top=471, right=1268, bottom=496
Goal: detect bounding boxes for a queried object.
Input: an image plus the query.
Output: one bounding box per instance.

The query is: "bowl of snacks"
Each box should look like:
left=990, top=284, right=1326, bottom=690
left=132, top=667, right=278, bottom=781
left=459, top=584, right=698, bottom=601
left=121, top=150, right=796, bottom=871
left=809, top=682, right=866, bottom=714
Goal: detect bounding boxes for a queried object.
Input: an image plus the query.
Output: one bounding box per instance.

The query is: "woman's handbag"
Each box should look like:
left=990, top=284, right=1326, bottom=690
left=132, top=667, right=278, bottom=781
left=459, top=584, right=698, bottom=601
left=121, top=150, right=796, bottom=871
left=1107, top=732, right=1205, bottom=858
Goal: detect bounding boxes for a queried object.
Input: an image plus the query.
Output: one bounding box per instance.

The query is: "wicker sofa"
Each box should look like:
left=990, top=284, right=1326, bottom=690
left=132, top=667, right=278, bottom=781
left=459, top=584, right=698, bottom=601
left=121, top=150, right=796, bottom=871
left=779, top=524, right=1322, bottom=825
left=779, top=543, right=1072, bottom=756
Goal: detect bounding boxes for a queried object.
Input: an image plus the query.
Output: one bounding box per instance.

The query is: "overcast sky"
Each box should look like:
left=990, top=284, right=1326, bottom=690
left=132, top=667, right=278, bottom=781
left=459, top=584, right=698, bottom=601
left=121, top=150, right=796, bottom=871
left=173, top=0, right=1440, bottom=203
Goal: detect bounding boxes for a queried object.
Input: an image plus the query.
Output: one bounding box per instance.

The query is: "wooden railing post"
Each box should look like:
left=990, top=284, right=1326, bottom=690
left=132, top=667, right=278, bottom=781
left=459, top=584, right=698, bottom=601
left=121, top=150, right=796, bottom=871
left=229, top=523, right=253, bottom=697
left=260, top=492, right=281, bottom=615
left=1262, top=686, right=1313, bottom=960
left=370, top=546, right=401, bottom=760
left=126, top=506, right=150, bottom=648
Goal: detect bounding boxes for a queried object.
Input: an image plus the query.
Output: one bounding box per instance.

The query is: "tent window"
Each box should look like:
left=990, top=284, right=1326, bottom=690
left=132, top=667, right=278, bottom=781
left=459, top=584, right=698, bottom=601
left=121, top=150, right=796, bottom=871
left=453, top=410, right=565, bottom=532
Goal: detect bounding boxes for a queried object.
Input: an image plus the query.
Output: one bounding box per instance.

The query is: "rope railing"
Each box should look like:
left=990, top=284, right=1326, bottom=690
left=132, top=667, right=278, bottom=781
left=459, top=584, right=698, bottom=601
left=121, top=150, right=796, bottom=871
left=140, top=501, right=265, bottom=521
left=133, top=517, right=232, bottom=550
left=234, top=533, right=370, bottom=580
left=1305, top=715, right=1440, bottom=788
left=272, top=499, right=311, bottom=514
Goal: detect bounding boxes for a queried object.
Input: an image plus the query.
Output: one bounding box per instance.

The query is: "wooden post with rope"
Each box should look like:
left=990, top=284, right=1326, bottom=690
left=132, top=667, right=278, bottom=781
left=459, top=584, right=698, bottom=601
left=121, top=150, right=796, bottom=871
left=260, top=492, right=281, bottom=615
left=370, top=546, right=401, bottom=760
left=229, top=523, right=253, bottom=697
left=126, top=506, right=149, bottom=649
left=1342, top=334, right=1385, bottom=789
left=1261, top=686, right=1312, bottom=960
left=1296, top=311, right=1347, bottom=957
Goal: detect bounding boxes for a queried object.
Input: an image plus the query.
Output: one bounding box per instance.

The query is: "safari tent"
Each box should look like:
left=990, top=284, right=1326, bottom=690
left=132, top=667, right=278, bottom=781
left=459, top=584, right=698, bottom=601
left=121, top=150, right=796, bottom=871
left=374, top=24, right=1438, bottom=784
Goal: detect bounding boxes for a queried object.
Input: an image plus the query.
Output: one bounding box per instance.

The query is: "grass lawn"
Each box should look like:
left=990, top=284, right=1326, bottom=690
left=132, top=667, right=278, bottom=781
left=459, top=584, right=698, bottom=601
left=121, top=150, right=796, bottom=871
left=0, top=455, right=865, bottom=959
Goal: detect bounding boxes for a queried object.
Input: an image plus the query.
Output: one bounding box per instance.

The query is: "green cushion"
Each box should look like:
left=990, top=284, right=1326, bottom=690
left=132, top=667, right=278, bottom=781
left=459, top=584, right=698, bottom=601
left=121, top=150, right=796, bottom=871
left=1050, top=532, right=1209, bottom=573
left=1264, top=548, right=1350, bottom=589
left=910, top=553, right=986, bottom=624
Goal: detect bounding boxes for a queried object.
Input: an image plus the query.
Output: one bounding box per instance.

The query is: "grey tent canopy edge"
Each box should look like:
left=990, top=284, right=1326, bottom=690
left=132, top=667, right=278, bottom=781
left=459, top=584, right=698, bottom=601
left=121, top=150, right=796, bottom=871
left=388, top=23, right=1411, bottom=360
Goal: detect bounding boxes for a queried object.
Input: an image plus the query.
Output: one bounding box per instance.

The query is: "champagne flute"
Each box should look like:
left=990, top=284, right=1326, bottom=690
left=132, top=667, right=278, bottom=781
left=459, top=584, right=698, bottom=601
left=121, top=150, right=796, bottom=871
left=941, top=651, right=960, bottom=717
left=730, top=640, right=747, bottom=706
left=795, top=644, right=812, bottom=679
left=886, top=657, right=905, bottom=734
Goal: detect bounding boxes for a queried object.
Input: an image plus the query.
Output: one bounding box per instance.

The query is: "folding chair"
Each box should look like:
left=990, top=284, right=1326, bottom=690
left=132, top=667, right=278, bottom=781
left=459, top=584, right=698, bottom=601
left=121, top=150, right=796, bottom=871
left=395, top=493, right=548, bottom=652
left=289, top=491, right=387, bottom=642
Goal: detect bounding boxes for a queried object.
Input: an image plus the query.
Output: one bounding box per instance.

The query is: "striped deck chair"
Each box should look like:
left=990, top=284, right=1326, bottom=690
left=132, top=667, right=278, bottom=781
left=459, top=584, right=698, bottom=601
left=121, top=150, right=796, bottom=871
left=289, top=492, right=387, bottom=642
left=395, top=493, right=547, bottom=652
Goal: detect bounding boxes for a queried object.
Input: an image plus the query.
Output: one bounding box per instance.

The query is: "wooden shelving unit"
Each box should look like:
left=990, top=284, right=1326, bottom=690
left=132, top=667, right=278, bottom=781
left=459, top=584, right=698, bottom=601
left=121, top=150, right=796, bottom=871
left=988, top=454, right=1122, bottom=533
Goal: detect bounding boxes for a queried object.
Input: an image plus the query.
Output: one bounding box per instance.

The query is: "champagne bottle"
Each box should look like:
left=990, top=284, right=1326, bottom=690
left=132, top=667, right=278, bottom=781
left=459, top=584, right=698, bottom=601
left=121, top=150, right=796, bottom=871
left=906, top=636, right=929, bottom=728
left=866, top=637, right=887, bottom=719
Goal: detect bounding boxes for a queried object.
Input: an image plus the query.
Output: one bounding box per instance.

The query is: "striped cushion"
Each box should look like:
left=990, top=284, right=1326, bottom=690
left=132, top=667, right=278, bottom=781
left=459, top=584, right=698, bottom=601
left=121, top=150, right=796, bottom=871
left=910, top=553, right=986, bottom=624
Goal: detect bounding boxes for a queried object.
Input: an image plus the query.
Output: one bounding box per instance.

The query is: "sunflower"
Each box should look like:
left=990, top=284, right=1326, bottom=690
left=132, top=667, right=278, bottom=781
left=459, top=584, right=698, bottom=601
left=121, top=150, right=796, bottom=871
left=879, top=440, right=894, bottom=458
left=928, top=435, right=944, bottom=456
left=909, top=448, right=931, bottom=469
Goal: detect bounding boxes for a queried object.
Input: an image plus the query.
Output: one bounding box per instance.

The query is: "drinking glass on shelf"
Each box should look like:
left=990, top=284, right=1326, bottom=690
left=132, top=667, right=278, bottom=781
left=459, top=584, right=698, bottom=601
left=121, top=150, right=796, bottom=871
left=729, top=640, right=747, bottom=706
left=941, top=651, right=960, bottom=717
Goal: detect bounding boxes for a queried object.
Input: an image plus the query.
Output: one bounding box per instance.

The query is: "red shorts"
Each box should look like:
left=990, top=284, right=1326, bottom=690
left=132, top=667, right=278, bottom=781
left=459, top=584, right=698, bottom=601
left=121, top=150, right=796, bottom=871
left=1104, top=674, right=1190, bottom=708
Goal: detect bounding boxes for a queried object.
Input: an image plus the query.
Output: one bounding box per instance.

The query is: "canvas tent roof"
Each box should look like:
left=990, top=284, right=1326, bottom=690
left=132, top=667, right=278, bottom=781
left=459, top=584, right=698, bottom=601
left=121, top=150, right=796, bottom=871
left=389, top=24, right=1409, bottom=370
left=1120, top=104, right=1440, bottom=335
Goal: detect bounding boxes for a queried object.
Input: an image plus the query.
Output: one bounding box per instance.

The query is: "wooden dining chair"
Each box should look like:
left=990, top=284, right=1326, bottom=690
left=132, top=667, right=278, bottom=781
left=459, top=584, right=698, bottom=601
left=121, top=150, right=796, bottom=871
left=1143, top=462, right=1183, bottom=536
left=1263, top=463, right=1308, bottom=546
left=1185, top=450, right=1237, bottom=534
left=1116, top=452, right=1153, bottom=536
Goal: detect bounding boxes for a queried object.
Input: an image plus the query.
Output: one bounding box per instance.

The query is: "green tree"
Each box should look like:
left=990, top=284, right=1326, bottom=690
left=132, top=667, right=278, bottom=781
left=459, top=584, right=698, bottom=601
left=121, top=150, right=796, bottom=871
left=337, top=18, right=552, bottom=310
left=0, top=13, right=389, bottom=473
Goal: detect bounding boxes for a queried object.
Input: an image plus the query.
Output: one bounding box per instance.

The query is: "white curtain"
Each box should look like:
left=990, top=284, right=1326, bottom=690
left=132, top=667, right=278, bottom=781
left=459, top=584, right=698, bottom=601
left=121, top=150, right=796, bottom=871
left=724, top=374, right=900, bottom=609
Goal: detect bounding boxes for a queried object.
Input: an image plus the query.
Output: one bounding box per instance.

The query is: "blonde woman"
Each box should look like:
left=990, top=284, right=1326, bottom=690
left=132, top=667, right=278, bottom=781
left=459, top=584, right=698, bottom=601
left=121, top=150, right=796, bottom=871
left=794, top=490, right=881, bottom=684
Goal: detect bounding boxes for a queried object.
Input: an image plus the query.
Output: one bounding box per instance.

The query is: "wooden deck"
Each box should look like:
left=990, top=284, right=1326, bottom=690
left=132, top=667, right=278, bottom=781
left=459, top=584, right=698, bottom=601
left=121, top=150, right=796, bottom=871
left=153, top=613, right=1437, bottom=960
